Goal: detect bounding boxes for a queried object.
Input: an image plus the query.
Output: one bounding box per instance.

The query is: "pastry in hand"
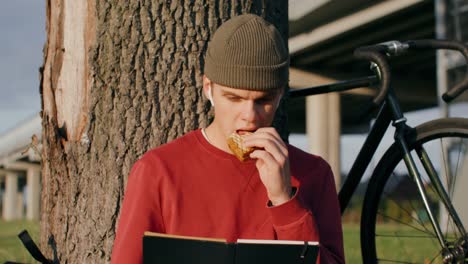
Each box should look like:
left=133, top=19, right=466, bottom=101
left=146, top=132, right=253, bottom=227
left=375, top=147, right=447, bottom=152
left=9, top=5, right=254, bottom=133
left=227, top=132, right=255, bottom=161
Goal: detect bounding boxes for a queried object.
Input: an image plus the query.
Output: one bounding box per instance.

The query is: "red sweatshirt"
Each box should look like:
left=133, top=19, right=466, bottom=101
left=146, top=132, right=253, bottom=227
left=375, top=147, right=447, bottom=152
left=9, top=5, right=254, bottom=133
left=111, top=129, right=344, bottom=263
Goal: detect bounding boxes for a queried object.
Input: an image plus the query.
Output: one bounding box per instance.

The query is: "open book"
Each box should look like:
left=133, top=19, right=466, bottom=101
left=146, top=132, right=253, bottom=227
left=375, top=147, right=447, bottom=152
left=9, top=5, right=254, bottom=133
left=143, top=232, right=319, bottom=264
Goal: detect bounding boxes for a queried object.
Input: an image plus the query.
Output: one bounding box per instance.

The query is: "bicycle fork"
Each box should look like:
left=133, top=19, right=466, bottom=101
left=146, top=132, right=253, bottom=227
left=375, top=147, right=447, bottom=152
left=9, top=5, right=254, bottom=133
left=417, top=146, right=468, bottom=263
left=387, top=92, right=467, bottom=263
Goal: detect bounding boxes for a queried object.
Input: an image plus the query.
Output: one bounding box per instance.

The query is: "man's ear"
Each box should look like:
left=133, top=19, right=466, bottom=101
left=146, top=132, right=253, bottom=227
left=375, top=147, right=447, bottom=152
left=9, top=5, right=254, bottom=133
left=202, top=75, right=214, bottom=107
left=202, top=75, right=211, bottom=99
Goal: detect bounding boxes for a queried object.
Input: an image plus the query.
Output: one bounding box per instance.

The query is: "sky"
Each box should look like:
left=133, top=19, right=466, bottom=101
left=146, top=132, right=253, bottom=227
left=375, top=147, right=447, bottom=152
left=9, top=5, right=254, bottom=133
left=0, top=0, right=45, bottom=135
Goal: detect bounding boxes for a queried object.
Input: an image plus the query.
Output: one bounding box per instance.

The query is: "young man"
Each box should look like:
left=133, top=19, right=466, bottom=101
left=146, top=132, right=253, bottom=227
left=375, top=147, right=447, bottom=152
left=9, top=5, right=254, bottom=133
left=112, top=14, right=344, bottom=263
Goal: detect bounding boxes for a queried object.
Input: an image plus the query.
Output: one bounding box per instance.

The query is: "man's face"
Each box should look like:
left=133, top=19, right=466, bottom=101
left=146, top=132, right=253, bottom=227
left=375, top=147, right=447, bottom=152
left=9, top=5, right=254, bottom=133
left=205, top=81, right=283, bottom=138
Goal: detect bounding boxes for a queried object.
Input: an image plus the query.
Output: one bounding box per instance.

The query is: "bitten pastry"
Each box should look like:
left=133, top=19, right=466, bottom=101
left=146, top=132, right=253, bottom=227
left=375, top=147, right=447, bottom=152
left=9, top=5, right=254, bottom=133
left=227, top=132, right=255, bottom=161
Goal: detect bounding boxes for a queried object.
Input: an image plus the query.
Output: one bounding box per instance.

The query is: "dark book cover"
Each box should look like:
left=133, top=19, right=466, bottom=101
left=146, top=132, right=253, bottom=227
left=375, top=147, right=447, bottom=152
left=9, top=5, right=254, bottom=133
left=143, top=232, right=319, bottom=264
left=235, top=239, right=319, bottom=264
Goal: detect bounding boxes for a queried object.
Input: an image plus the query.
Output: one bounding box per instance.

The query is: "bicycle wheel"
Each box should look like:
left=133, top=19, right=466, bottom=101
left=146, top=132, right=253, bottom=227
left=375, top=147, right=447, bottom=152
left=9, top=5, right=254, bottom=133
left=361, top=118, right=468, bottom=264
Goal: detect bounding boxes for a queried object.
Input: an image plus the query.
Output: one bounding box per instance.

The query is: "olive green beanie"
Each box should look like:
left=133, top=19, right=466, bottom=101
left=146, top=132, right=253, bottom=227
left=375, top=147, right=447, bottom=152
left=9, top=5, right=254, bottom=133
left=204, top=14, right=289, bottom=91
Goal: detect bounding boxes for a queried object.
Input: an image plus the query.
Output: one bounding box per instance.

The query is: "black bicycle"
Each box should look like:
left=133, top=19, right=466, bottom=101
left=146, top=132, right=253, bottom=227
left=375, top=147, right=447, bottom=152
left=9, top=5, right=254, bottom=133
left=289, top=39, right=468, bottom=263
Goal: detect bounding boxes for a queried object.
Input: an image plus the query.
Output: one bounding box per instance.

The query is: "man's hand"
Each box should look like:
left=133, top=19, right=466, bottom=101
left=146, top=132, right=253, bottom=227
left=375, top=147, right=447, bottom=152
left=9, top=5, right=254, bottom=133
left=243, top=127, right=292, bottom=206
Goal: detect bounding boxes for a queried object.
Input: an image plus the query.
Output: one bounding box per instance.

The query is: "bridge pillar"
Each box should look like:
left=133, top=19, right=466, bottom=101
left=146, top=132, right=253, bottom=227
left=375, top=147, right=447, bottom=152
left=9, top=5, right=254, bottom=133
left=3, top=171, right=19, bottom=221
left=306, top=93, right=341, bottom=191
left=26, top=167, right=41, bottom=220
left=289, top=68, right=344, bottom=191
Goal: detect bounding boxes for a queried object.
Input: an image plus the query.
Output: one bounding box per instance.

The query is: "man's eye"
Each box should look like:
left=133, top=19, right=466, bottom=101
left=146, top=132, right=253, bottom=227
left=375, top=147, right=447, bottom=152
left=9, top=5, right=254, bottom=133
left=227, top=97, right=241, bottom=102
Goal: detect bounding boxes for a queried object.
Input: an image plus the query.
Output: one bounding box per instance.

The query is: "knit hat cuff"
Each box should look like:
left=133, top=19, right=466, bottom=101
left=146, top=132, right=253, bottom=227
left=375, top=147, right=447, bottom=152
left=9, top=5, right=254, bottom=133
left=205, top=54, right=289, bottom=90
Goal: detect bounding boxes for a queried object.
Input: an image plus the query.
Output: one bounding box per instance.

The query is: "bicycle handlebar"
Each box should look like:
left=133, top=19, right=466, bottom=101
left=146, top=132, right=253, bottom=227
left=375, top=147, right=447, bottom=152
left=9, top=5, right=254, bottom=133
left=353, top=46, right=392, bottom=108
left=406, top=40, right=468, bottom=102
left=354, top=39, right=468, bottom=104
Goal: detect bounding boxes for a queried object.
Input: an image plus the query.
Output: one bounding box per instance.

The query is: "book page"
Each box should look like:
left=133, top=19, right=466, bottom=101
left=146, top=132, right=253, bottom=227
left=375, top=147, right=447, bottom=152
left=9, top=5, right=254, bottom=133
left=236, top=238, right=319, bottom=245
left=144, top=231, right=228, bottom=243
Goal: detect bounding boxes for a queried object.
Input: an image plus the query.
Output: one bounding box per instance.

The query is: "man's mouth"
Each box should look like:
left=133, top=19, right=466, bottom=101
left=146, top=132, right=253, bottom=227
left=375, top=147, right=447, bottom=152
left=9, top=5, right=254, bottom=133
left=236, top=129, right=256, bottom=135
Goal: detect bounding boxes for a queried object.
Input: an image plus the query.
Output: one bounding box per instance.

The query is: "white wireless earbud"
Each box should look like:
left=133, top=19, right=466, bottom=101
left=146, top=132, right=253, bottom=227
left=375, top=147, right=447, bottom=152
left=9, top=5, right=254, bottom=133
left=207, top=85, right=214, bottom=107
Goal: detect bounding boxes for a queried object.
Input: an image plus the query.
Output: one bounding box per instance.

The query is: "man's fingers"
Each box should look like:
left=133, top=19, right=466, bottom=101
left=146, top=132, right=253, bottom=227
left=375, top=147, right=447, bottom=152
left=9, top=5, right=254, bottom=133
left=245, top=137, right=287, bottom=162
left=250, top=149, right=282, bottom=169
left=254, top=127, right=283, bottom=144
left=245, top=128, right=286, bottom=150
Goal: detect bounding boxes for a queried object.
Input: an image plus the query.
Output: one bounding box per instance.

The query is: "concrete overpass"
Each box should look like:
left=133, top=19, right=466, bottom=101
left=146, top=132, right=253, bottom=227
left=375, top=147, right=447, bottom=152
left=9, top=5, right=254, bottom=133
left=0, top=114, right=41, bottom=221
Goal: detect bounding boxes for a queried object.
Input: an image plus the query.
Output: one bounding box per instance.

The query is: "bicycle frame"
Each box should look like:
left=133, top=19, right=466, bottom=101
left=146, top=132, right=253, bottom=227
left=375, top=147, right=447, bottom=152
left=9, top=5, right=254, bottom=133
left=289, top=76, right=393, bottom=213
left=290, top=80, right=466, bottom=258
left=385, top=88, right=457, bottom=249
left=289, top=76, right=467, bottom=257
left=338, top=100, right=391, bottom=212
left=290, top=39, right=468, bottom=262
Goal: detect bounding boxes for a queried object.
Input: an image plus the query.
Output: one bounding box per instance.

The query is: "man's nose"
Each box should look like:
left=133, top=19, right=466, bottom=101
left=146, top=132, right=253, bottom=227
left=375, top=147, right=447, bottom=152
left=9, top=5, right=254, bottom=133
left=241, top=101, right=259, bottom=122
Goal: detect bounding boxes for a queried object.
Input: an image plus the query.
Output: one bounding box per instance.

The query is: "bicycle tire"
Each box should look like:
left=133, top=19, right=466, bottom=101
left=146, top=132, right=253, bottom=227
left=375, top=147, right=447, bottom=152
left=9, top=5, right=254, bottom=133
left=361, top=117, right=468, bottom=263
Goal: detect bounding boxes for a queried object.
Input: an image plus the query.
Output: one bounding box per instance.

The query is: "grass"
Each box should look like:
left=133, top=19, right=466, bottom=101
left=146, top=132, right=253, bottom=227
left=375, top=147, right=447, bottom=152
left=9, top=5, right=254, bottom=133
left=1, top=221, right=443, bottom=264
left=343, top=223, right=362, bottom=263
left=373, top=223, right=450, bottom=263
left=0, top=220, right=40, bottom=264
left=347, top=222, right=457, bottom=263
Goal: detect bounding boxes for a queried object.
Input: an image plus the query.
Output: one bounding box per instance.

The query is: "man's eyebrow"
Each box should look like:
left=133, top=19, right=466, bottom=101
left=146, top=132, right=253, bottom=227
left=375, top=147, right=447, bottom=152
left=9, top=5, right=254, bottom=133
left=221, top=91, right=242, bottom=97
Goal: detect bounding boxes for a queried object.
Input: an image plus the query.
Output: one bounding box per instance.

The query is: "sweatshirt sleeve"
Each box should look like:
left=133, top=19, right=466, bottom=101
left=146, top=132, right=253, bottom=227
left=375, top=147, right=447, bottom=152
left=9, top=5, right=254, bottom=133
left=268, top=165, right=345, bottom=264
left=111, top=158, right=165, bottom=264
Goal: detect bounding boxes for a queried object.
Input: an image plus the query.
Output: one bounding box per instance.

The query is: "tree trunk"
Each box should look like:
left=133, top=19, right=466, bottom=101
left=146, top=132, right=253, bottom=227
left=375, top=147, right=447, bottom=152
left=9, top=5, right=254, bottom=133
left=40, top=0, right=288, bottom=263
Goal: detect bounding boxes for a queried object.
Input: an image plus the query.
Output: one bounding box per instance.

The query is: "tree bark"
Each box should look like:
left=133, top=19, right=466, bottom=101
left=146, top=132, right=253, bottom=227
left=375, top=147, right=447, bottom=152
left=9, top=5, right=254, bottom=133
left=40, top=0, right=288, bottom=263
